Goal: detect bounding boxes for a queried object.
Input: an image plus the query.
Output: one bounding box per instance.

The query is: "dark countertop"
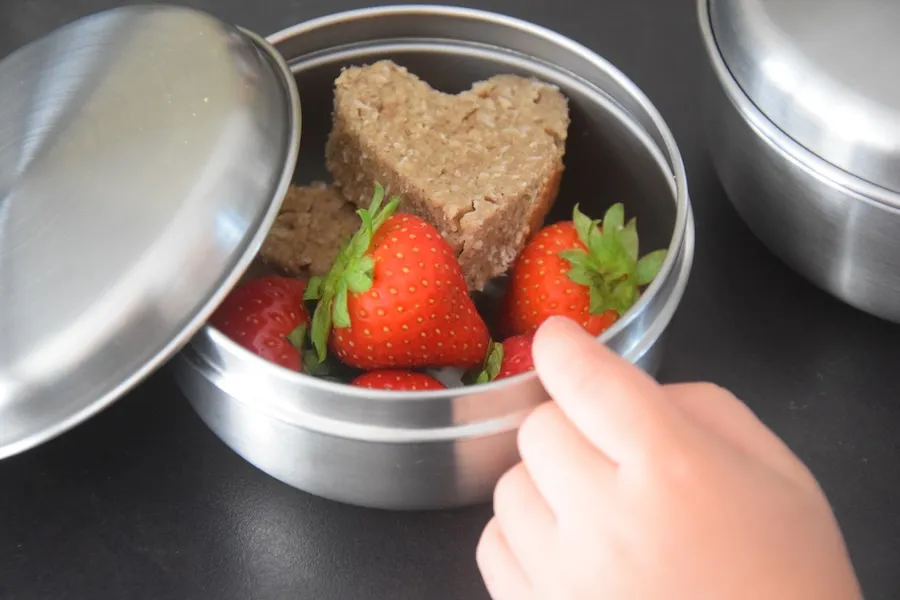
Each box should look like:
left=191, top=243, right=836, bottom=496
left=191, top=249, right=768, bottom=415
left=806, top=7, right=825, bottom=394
left=2, top=1, right=899, bottom=599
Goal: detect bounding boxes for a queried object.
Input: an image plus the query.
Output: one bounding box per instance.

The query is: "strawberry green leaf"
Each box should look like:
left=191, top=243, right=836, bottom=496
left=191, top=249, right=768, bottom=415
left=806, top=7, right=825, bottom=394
left=635, top=249, right=668, bottom=286
left=310, top=297, right=332, bottom=362
left=285, top=323, right=337, bottom=374
left=586, top=226, right=610, bottom=265
left=357, top=255, right=375, bottom=275
left=344, top=267, right=372, bottom=294
left=567, top=265, right=594, bottom=287
left=484, top=342, right=504, bottom=381
left=286, top=323, right=307, bottom=351
left=336, top=235, right=353, bottom=256
left=471, top=341, right=504, bottom=384
left=345, top=184, right=396, bottom=265
left=351, top=226, right=372, bottom=259
left=620, top=218, right=639, bottom=262
left=572, top=203, right=595, bottom=247
left=589, top=285, right=614, bottom=315
left=559, top=248, right=592, bottom=269
left=603, top=203, right=625, bottom=234
left=332, top=281, right=351, bottom=329
left=611, top=280, right=639, bottom=314
left=589, top=231, right=631, bottom=279
left=586, top=223, right=606, bottom=259
left=305, top=276, right=324, bottom=301
left=358, top=206, right=375, bottom=237
left=327, top=238, right=353, bottom=274
left=560, top=202, right=668, bottom=320
left=373, top=196, right=401, bottom=231
left=303, top=348, right=333, bottom=376
left=368, top=183, right=385, bottom=216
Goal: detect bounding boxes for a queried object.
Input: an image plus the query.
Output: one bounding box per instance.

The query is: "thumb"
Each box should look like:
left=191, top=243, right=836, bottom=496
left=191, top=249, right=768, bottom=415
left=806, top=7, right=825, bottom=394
left=532, top=316, right=672, bottom=464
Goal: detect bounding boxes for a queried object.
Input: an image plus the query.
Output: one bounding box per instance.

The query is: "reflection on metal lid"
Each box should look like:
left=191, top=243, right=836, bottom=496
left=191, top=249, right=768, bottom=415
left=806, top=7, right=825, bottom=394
left=709, top=0, right=900, bottom=194
left=0, top=5, right=300, bottom=458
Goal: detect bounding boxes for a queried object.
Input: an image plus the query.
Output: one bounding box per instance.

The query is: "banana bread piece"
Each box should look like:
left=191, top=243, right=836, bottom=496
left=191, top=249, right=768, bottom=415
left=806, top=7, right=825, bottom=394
left=325, top=60, right=570, bottom=291
left=259, top=182, right=360, bottom=277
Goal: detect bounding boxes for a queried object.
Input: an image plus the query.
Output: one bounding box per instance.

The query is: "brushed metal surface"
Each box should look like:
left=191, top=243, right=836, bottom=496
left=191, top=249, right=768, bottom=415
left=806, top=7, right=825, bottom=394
left=709, top=0, right=900, bottom=195
left=700, top=0, right=900, bottom=323
left=0, top=5, right=301, bottom=458
left=175, top=5, right=695, bottom=511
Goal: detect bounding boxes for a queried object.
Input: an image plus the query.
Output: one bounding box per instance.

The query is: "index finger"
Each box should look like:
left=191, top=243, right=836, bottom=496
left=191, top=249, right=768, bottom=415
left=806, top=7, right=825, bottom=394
left=532, top=316, right=674, bottom=465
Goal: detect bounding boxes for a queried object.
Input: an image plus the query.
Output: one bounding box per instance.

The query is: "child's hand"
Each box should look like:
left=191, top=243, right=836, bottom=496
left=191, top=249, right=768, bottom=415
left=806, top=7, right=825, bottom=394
left=477, top=317, right=862, bottom=600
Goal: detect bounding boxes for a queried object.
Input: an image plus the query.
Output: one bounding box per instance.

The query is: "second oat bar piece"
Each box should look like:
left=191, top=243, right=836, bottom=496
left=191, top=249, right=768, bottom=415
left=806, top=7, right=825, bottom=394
left=259, top=182, right=361, bottom=277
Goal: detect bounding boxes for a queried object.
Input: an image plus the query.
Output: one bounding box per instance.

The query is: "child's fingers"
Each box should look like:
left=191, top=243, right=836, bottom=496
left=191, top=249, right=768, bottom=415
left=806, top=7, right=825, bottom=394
left=532, top=316, right=672, bottom=465
left=493, top=462, right=556, bottom=574
left=517, top=401, right=616, bottom=516
left=476, top=518, right=535, bottom=600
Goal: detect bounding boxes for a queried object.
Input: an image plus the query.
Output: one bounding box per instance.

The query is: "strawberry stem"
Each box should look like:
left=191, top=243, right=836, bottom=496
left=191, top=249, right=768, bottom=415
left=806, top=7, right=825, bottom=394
left=286, top=323, right=307, bottom=351
left=284, top=323, right=335, bottom=375
left=468, top=340, right=504, bottom=385
left=562, top=203, right=668, bottom=317
left=306, top=183, right=401, bottom=363
left=302, top=348, right=333, bottom=376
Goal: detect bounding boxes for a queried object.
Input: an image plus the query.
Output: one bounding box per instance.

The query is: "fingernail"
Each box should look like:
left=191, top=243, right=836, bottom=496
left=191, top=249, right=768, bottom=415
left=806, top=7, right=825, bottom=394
left=535, top=316, right=585, bottom=347
left=540, top=315, right=585, bottom=334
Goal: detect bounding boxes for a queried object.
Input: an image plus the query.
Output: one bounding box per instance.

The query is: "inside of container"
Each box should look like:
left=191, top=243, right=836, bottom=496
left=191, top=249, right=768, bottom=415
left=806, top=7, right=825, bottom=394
left=238, top=42, right=678, bottom=388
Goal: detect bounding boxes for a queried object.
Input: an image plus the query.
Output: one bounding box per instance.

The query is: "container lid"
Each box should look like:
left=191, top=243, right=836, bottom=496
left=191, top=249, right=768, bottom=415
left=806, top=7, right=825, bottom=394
left=709, top=0, right=900, bottom=193
left=0, top=6, right=300, bottom=458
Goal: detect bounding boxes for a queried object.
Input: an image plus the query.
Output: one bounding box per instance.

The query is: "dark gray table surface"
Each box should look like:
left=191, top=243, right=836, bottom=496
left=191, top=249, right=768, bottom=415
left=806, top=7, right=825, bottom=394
left=2, top=1, right=898, bottom=599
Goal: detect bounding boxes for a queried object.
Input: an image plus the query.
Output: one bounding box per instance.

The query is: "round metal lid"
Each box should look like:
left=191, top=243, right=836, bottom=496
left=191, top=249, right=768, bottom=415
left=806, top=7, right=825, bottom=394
left=0, top=6, right=300, bottom=458
left=709, top=0, right=900, bottom=194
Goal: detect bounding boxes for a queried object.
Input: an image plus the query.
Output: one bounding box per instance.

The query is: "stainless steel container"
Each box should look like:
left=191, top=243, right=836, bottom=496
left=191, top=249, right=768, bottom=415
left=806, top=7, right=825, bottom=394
left=699, top=0, right=900, bottom=323
left=174, top=6, right=695, bottom=510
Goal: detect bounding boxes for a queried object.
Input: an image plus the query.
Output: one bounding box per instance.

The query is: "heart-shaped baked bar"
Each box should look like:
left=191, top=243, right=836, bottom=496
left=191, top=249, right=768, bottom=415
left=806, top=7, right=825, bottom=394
left=325, top=60, right=570, bottom=291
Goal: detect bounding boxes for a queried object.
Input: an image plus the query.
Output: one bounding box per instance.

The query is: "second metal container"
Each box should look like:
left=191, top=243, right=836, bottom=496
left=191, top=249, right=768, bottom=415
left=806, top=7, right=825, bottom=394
left=174, top=5, right=694, bottom=510
left=699, top=0, right=900, bottom=323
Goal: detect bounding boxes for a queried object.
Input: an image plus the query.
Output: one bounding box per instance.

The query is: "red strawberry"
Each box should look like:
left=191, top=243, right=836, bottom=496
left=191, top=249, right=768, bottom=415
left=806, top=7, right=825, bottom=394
left=495, top=333, right=536, bottom=380
left=306, top=184, right=490, bottom=371
left=501, top=203, right=667, bottom=338
left=210, top=276, right=309, bottom=371
left=473, top=333, right=536, bottom=384
left=351, top=370, right=447, bottom=391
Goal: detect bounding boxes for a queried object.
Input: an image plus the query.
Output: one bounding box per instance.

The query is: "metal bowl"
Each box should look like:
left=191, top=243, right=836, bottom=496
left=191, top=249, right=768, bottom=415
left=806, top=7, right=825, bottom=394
left=698, top=0, right=900, bottom=323
left=174, top=5, right=695, bottom=510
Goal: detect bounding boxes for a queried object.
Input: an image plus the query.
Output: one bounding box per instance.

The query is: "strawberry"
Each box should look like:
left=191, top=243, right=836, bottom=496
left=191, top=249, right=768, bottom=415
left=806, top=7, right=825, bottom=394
left=472, top=333, right=536, bottom=384
left=501, top=203, right=667, bottom=338
left=351, top=370, right=447, bottom=391
left=306, top=184, right=490, bottom=371
left=210, top=276, right=309, bottom=371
